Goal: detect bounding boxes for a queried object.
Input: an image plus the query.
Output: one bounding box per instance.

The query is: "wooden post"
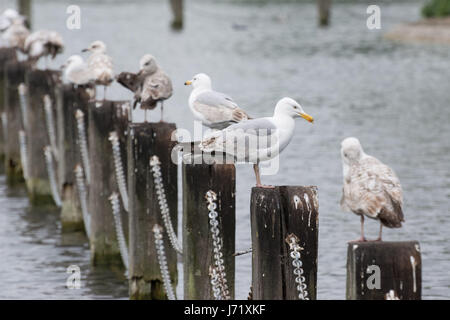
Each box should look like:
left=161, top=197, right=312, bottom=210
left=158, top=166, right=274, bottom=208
left=88, top=100, right=130, bottom=266
left=128, top=122, right=178, bottom=300
left=0, top=48, right=17, bottom=166
left=56, top=84, right=90, bottom=231
left=182, top=160, right=236, bottom=300
left=25, top=69, right=60, bottom=205
left=18, top=0, right=32, bottom=28
left=169, top=0, right=183, bottom=30
left=251, top=186, right=319, bottom=300
left=346, top=241, right=421, bottom=300
left=317, top=0, right=332, bottom=26
left=4, top=61, right=29, bottom=184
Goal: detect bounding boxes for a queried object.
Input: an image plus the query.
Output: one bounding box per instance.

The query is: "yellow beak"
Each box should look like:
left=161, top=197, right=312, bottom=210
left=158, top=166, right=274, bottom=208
left=299, top=112, right=314, bottom=123
left=184, top=80, right=192, bottom=86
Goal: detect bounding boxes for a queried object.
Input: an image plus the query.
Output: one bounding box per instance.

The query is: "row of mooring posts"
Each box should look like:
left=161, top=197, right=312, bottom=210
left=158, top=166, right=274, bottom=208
left=0, top=47, right=421, bottom=300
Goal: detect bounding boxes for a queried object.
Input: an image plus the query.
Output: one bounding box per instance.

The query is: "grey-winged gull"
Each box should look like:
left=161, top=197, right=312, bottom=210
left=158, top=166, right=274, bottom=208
left=82, top=40, right=114, bottom=99
left=24, top=30, right=64, bottom=66
left=200, top=97, right=313, bottom=187
left=117, top=54, right=172, bottom=122
left=185, top=73, right=250, bottom=129
left=340, top=137, right=404, bottom=242
left=61, top=55, right=96, bottom=100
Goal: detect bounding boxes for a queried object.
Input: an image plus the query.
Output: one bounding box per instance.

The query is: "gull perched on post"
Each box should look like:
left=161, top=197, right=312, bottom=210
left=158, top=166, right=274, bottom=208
left=61, top=55, right=96, bottom=100
left=117, top=54, right=172, bottom=122
left=24, top=30, right=64, bottom=67
left=185, top=73, right=250, bottom=129
left=1, top=10, right=29, bottom=52
left=340, top=137, right=404, bottom=242
left=200, top=97, right=313, bottom=187
left=82, top=40, right=114, bottom=100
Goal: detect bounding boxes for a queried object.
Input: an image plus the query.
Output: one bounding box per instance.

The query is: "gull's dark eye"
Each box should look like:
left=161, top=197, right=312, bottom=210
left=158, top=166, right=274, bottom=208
left=145, top=62, right=150, bottom=66
left=344, top=153, right=348, bottom=157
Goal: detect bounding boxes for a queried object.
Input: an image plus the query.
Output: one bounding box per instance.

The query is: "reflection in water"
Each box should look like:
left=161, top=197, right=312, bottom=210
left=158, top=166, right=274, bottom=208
left=0, top=0, right=449, bottom=299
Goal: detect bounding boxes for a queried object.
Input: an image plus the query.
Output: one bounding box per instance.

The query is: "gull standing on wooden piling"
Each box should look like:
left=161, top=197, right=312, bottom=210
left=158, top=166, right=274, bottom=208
left=200, top=97, right=313, bottom=187
left=340, top=137, right=404, bottom=242
left=61, top=55, right=96, bottom=100
left=185, top=73, right=250, bottom=129
left=24, top=30, right=64, bottom=67
left=82, top=40, right=114, bottom=100
left=1, top=10, right=29, bottom=52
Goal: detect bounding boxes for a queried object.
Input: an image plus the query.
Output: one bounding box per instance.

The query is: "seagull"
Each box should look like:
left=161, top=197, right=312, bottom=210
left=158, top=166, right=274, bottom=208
left=1, top=14, right=29, bottom=52
left=340, top=137, right=404, bottom=242
left=0, top=8, right=27, bottom=32
left=24, top=30, right=64, bottom=67
left=185, top=73, right=250, bottom=129
left=82, top=40, right=114, bottom=99
left=200, top=97, right=313, bottom=187
left=61, top=55, right=96, bottom=100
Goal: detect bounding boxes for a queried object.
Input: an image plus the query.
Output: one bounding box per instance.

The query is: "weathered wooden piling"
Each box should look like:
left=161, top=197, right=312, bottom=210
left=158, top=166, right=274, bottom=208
left=24, top=69, right=61, bottom=205
left=128, top=122, right=178, bottom=300
left=0, top=48, right=17, bottom=165
left=88, top=100, right=130, bottom=266
left=169, top=0, right=183, bottom=30
left=318, top=0, right=332, bottom=26
left=182, top=160, right=236, bottom=300
left=346, top=241, right=421, bottom=300
left=55, top=84, right=90, bottom=231
left=250, top=186, right=319, bottom=300
left=3, top=61, right=30, bottom=184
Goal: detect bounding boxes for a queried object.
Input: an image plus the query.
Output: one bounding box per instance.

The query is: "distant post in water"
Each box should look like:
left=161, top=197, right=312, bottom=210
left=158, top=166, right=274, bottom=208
left=346, top=241, right=421, bottom=300
left=4, top=61, right=29, bottom=184
left=18, top=0, right=32, bottom=28
left=251, top=186, right=318, bottom=300
left=88, top=100, right=130, bottom=266
left=128, top=122, right=178, bottom=300
left=182, top=156, right=236, bottom=300
left=25, top=69, right=60, bottom=205
left=317, top=0, right=332, bottom=26
left=0, top=48, right=17, bottom=165
left=169, top=0, right=183, bottom=30
left=56, top=84, right=90, bottom=231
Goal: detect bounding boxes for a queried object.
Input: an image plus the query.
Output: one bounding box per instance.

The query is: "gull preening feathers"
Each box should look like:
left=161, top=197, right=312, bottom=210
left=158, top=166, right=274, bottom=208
left=82, top=40, right=114, bottom=99
left=185, top=73, right=250, bottom=129
left=117, top=54, right=172, bottom=122
left=340, top=137, right=404, bottom=242
left=24, top=30, right=64, bottom=66
left=200, top=97, right=313, bottom=187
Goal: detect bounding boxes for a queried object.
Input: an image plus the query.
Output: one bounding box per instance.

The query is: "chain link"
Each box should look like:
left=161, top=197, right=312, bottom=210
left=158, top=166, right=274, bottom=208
left=109, top=131, right=129, bottom=212
left=18, top=130, right=29, bottom=180
left=74, top=164, right=91, bottom=239
left=205, top=190, right=230, bottom=300
left=75, top=109, right=90, bottom=185
left=18, top=83, right=28, bottom=130
left=0, top=112, right=7, bottom=140
left=109, top=192, right=129, bottom=270
left=43, top=95, right=58, bottom=161
left=285, top=233, right=309, bottom=300
left=153, top=224, right=177, bottom=300
left=149, top=155, right=182, bottom=255
left=44, top=146, right=61, bottom=207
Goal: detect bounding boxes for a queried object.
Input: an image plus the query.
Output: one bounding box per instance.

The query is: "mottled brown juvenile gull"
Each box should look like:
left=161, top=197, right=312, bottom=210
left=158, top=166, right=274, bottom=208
left=82, top=40, right=114, bottom=99
left=340, top=137, right=404, bottom=242
left=24, top=30, right=64, bottom=66
left=200, top=97, right=313, bottom=187
left=185, top=73, right=250, bottom=129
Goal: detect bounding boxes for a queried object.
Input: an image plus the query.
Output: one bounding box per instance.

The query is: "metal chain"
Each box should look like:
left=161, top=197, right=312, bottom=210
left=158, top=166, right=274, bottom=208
left=109, top=192, right=129, bottom=270
left=285, top=234, right=309, bottom=300
left=209, top=266, right=223, bottom=300
left=44, top=146, right=61, bottom=207
left=149, top=155, right=182, bottom=255
left=152, top=224, right=177, bottom=300
left=18, top=130, right=29, bottom=180
left=109, top=131, right=129, bottom=212
left=75, top=109, right=90, bottom=185
left=43, top=95, right=58, bottom=161
left=0, top=112, right=7, bottom=139
left=205, top=190, right=230, bottom=300
left=18, top=83, right=28, bottom=130
left=74, top=164, right=91, bottom=239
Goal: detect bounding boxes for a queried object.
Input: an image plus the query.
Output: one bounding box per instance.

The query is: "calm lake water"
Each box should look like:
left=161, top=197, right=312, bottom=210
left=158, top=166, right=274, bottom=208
left=0, top=0, right=449, bottom=299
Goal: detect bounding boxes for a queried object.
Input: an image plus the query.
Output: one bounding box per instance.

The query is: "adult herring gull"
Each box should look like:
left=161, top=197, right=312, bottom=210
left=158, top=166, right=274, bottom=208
left=340, top=137, right=404, bottom=242
left=200, top=97, right=313, bottom=187
left=185, top=73, right=250, bottom=129
left=82, top=40, right=114, bottom=99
